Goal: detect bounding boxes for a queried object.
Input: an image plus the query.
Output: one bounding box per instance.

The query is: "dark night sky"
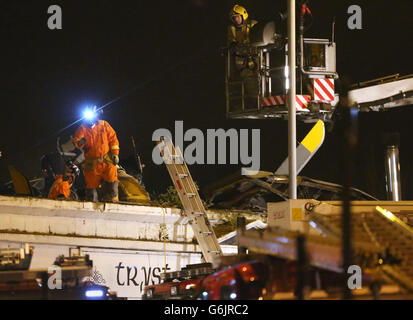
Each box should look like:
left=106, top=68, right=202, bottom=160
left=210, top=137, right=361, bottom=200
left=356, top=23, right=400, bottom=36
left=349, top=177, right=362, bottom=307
left=1, top=0, right=413, bottom=200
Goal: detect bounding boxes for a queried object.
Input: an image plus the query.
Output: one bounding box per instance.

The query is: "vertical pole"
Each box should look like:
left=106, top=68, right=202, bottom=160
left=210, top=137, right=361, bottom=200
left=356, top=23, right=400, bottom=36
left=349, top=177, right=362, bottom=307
left=260, top=50, right=264, bottom=98
left=237, top=216, right=247, bottom=255
left=296, top=235, right=309, bottom=300
left=341, top=107, right=357, bottom=300
left=226, top=49, right=231, bottom=115
left=266, top=51, right=272, bottom=95
left=241, top=82, right=245, bottom=111
left=41, top=273, right=49, bottom=300
left=337, top=77, right=358, bottom=299
left=288, top=0, right=297, bottom=199
left=385, top=144, right=402, bottom=201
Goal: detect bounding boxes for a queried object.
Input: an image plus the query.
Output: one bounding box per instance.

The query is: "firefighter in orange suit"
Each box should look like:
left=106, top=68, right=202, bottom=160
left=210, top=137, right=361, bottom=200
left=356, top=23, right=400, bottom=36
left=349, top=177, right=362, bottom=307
left=48, top=174, right=73, bottom=200
left=73, top=108, right=120, bottom=202
left=46, top=155, right=79, bottom=200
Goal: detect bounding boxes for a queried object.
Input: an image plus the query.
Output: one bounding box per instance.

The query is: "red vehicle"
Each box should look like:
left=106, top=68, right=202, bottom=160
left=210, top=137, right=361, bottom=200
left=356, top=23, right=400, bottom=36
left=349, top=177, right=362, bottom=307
left=143, top=278, right=204, bottom=300
left=199, top=261, right=268, bottom=300
left=143, top=256, right=353, bottom=300
left=143, top=260, right=270, bottom=300
left=142, top=263, right=214, bottom=300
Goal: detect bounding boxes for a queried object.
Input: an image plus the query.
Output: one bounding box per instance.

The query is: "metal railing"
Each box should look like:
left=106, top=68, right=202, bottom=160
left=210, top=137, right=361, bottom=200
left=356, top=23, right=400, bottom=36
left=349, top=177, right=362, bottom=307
left=225, top=39, right=338, bottom=119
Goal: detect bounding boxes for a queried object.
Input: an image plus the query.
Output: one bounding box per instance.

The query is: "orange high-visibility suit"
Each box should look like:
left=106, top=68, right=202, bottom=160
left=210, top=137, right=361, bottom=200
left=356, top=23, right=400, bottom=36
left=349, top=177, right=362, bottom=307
left=73, top=120, right=120, bottom=202
left=48, top=174, right=72, bottom=199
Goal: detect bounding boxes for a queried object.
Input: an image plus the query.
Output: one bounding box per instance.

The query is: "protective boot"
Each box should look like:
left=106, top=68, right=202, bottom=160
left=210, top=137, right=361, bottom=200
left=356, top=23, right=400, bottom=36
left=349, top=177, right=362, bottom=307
left=106, top=180, right=119, bottom=202
left=86, top=188, right=99, bottom=202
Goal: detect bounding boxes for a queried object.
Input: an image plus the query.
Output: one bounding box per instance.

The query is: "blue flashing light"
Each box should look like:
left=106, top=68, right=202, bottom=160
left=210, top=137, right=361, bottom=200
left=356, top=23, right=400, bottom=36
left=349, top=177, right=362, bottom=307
left=350, top=107, right=358, bottom=118
left=85, top=289, right=104, bottom=298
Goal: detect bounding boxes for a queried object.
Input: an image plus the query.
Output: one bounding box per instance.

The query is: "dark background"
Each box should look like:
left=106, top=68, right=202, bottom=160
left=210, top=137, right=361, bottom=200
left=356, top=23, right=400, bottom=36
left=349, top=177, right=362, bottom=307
left=1, top=0, right=413, bottom=199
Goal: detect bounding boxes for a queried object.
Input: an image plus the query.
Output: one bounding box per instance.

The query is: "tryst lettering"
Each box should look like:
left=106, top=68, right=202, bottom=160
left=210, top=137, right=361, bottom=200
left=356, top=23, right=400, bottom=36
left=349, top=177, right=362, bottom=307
left=115, top=262, right=171, bottom=292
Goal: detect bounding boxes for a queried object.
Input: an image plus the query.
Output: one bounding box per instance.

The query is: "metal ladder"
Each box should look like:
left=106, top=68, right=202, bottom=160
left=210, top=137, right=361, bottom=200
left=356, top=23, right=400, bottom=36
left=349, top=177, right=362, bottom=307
left=157, top=138, right=223, bottom=263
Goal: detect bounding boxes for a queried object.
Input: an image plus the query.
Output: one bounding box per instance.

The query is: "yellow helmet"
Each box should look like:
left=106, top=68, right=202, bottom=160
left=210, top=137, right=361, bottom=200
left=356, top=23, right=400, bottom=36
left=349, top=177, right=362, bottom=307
left=230, top=5, right=248, bottom=22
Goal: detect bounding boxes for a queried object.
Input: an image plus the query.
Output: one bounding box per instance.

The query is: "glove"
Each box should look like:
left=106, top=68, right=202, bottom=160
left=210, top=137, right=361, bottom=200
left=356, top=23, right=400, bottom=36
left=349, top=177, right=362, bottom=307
left=112, top=155, right=119, bottom=165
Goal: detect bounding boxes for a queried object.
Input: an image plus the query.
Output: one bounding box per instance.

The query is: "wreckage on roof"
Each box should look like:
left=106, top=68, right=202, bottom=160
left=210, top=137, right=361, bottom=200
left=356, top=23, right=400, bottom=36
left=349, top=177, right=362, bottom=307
left=202, top=118, right=376, bottom=212
left=202, top=171, right=377, bottom=212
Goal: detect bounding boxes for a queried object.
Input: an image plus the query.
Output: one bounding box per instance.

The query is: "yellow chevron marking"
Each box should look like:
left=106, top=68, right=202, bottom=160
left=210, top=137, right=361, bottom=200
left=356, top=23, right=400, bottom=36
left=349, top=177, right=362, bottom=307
left=301, top=120, right=325, bottom=153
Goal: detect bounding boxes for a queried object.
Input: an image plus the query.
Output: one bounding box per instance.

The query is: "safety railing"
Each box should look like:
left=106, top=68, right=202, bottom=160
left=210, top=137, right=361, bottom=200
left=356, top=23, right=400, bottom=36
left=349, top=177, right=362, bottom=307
left=225, top=39, right=338, bottom=120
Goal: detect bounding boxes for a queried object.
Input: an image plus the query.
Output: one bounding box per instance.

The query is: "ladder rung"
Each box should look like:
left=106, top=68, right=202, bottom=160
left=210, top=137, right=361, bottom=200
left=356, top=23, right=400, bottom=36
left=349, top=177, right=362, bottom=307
left=167, top=155, right=183, bottom=163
